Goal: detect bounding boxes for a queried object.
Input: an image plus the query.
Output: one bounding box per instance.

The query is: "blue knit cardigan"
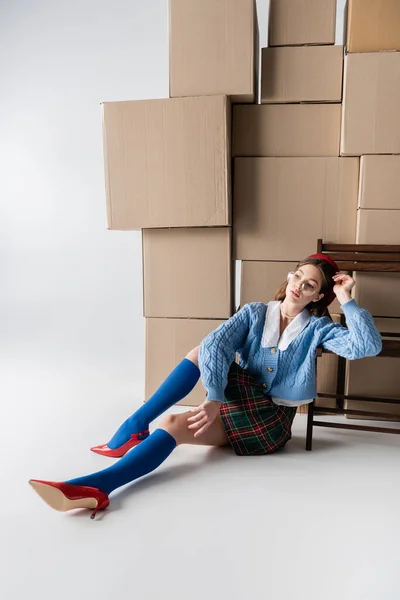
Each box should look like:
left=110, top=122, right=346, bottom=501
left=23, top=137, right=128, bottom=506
left=198, top=299, right=382, bottom=403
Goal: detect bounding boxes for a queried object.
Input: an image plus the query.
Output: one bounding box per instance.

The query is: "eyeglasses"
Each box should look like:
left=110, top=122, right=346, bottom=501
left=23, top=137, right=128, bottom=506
left=287, top=271, right=319, bottom=296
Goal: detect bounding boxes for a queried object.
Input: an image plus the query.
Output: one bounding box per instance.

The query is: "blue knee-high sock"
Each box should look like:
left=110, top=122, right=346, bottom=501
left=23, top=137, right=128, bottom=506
left=67, top=429, right=176, bottom=495
left=107, top=358, right=200, bottom=449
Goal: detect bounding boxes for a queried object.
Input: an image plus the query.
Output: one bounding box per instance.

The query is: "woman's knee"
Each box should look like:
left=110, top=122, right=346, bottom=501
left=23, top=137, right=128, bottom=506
left=159, top=414, right=186, bottom=444
left=186, top=345, right=200, bottom=366
left=159, top=411, right=229, bottom=448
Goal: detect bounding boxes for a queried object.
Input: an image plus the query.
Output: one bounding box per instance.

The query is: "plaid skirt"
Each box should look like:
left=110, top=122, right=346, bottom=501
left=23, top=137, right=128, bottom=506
left=219, top=363, right=297, bottom=456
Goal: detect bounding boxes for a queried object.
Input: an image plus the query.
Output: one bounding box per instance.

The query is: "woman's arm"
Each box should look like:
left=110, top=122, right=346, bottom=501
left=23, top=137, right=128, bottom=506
left=320, top=295, right=382, bottom=359
left=198, top=303, right=256, bottom=402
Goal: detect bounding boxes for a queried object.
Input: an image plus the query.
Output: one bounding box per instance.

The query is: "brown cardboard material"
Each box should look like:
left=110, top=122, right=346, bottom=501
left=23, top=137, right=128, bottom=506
left=345, top=318, right=400, bottom=421
left=359, top=156, right=400, bottom=210
left=261, top=46, right=343, bottom=104
left=143, top=227, right=233, bottom=319
left=233, top=158, right=359, bottom=261
left=240, top=261, right=342, bottom=317
left=241, top=261, right=298, bottom=306
left=341, top=53, right=400, bottom=156
left=233, top=104, right=341, bottom=157
left=354, top=273, right=400, bottom=318
left=103, top=96, right=231, bottom=230
left=347, top=0, right=400, bottom=53
left=268, top=0, right=336, bottom=47
left=356, top=209, right=400, bottom=245
left=353, top=210, right=400, bottom=318
left=146, top=318, right=224, bottom=407
left=169, top=0, right=258, bottom=102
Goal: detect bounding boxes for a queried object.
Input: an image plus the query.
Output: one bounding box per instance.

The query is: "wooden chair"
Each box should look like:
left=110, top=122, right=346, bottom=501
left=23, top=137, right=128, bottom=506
left=306, top=240, right=400, bottom=451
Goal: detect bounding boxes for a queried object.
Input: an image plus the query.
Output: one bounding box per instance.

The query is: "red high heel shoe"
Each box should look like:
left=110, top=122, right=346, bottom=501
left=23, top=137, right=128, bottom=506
left=90, top=430, right=150, bottom=458
left=29, top=480, right=109, bottom=519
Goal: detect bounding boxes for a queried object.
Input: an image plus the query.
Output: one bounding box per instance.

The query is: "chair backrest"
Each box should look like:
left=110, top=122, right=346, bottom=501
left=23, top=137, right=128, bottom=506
left=316, top=239, right=400, bottom=273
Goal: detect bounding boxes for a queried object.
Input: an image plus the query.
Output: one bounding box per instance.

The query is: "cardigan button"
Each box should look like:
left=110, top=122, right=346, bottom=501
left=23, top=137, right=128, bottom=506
left=270, top=348, right=277, bottom=354
left=267, top=367, right=274, bottom=373
left=263, top=383, right=267, bottom=388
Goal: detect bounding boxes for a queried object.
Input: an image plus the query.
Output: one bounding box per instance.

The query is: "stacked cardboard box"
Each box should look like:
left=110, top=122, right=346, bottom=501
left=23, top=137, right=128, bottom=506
left=103, top=96, right=232, bottom=230
left=169, top=0, right=258, bottom=102
left=268, top=0, right=337, bottom=47
left=234, top=0, right=357, bottom=411
left=101, top=1, right=399, bottom=415
left=341, top=0, right=400, bottom=420
left=102, top=1, right=258, bottom=407
left=346, top=0, right=400, bottom=53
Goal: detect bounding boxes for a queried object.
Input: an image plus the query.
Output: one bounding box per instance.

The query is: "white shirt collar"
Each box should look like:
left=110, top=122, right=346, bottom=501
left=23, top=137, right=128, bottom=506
left=261, top=301, right=311, bottom=351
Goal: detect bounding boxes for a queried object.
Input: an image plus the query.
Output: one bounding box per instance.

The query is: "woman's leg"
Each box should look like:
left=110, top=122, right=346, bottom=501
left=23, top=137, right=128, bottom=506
left=29, top=410, right=230, bottom=514
left=65, top=411, right=229, bottom=495
left=98, top=347, right=201, bottom=450
left=161, top=411, right=229, bottom=448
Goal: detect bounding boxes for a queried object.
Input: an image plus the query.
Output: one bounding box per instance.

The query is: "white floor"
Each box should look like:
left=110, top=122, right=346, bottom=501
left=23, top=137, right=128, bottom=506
left=2, top=357, right=400, bottom=600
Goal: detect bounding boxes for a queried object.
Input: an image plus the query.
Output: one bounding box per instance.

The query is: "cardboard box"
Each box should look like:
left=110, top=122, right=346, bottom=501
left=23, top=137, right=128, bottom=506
left=146, top=318, right=224, bottom=407
left=233, top=104, right=341, bottom=157
left=241, top=261, right=298, bottom=306
left=353, top=210, right=400, bottom=318
left=240, top=261, right=342, bottom=316
left=359, top=156, right=400, bottom=210
left=233, top=158, right=359, bottom=261
left=103, top=96, right=231, bottom=230
left=169, top=0, right=258, bottom=102
left=268, top=0, right=336, bottom=47
left=356, top=209, right=400, bottom=245
left=143, top=227, right=233, bottom=319
left=347, top=0, right=400, bottom=53
left=341, top=53, right=400, bottom=156
left=261, top=46, right=343, bottom=104
left=354, top=273, right=400, bottom=318
left=345, top=318, right=400, bottom=422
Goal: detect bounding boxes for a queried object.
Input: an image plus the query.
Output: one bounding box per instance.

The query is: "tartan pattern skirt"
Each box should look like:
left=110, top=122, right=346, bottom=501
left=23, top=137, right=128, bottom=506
left=219, top=363, right=297, bottom=456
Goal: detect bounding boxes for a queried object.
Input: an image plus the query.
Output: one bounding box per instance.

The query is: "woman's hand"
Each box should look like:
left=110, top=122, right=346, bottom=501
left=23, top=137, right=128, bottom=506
left=187, top=399, right=222, bottom=438
left=332, top=272, right=355, bottom=303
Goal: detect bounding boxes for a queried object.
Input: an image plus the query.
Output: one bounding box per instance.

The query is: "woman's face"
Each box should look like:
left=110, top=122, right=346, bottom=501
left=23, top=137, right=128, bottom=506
left=286, top=264, right=324, bottom=304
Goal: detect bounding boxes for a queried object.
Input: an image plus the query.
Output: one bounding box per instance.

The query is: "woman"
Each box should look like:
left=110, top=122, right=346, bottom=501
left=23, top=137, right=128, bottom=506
left=29, top=254, right=382, bottom=518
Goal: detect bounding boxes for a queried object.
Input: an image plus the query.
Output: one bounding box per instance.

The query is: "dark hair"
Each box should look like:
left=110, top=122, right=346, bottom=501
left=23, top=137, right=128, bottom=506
left=274, top=257, right=336, bottom=319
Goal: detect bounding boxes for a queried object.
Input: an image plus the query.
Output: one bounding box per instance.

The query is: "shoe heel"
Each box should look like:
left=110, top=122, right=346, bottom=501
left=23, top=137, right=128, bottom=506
left=90, top=497, right=110, bottom=520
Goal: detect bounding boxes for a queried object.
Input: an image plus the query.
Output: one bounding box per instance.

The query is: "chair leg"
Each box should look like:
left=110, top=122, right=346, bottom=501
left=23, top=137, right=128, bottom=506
left=306, top=400, right=314, bottom=451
